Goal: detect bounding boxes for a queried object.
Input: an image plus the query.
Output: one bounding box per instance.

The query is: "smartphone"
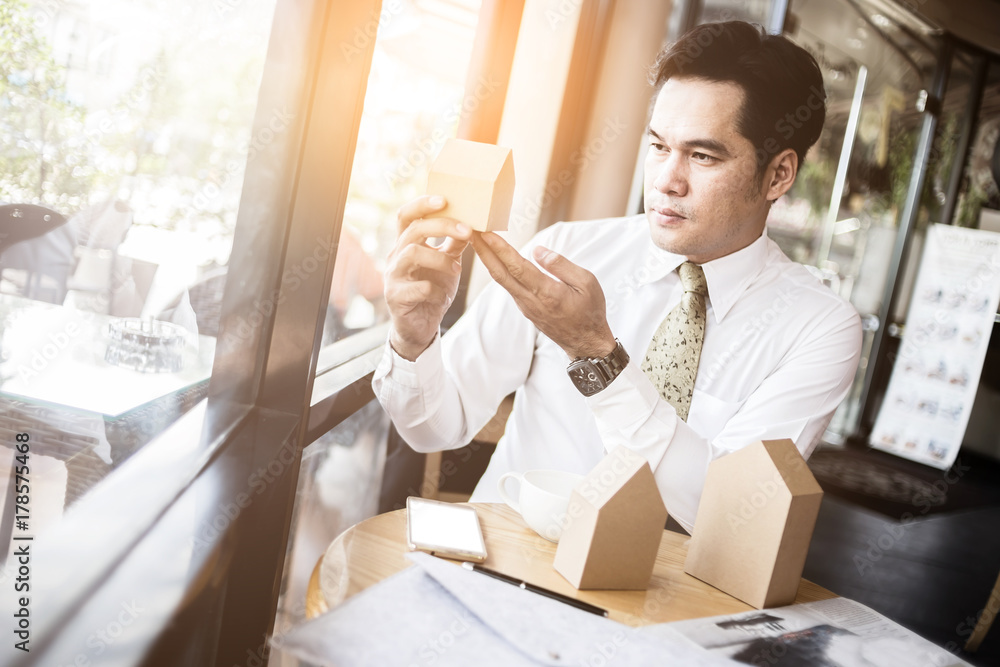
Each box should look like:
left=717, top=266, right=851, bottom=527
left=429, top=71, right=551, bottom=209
left=406, top=496, right=488, bottom=563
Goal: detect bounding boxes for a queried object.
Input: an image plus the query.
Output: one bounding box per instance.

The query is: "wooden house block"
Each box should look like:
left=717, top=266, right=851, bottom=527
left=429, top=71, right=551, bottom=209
left=684, top=439, right=823, bottom=609
left=554, top=446, right=667, bottom=590
left=426, top=139, right=514, bottom=232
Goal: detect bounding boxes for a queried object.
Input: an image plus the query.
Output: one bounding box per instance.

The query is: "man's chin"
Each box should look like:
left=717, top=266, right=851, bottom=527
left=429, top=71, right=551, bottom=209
left=647, top=224, right=687, bottom=255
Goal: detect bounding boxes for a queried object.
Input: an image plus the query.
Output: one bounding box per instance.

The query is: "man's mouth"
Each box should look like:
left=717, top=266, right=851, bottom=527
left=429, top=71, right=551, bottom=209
left=650, top=205, right=687, bottom=223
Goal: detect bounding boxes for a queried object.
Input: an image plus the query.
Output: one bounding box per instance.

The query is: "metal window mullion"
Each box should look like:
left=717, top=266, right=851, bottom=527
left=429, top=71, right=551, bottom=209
left=203, top=0, right=338, bottom=441
left=211, top=1, right=382, bottom=663
left=768, top=0, right=789, bottom=35
left=257, top=32, right=377, bottom=416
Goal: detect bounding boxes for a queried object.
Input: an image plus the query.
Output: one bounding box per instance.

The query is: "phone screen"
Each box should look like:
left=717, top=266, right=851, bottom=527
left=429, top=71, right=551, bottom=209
left=406, top=497, right=487, bottom=562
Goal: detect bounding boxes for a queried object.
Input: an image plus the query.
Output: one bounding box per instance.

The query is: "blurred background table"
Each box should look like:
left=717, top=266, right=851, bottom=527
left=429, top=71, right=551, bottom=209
left=0, top=293, right=214, bottom=415
left=0, top=293, right=215, bottom=562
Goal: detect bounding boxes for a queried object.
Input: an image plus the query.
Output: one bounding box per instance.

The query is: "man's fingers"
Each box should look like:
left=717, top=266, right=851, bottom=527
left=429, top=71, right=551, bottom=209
left=397, top=195, right=447, bottom=234
left=391, top=244, right=462, bottom=281
left=387, top=279, right=453, bottom=310
left=476, top=232, right=551, bottom=286
left=531, top=245, right=594, bottom=291
left=470, top=232, right=516, bottom=288
left=397, top=196, right=471, bottom=252
left=473, top=233, right=562, bottom=312
left=438, top=234, right=471, bottom=259
left=399, top=217, right=471, bottom=249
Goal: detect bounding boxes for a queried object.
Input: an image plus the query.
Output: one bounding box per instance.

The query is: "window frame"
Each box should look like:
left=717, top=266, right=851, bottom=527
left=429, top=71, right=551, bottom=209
left=15, top=0, right=382, bottom=663
left=13, top=0, right=528, bottom=664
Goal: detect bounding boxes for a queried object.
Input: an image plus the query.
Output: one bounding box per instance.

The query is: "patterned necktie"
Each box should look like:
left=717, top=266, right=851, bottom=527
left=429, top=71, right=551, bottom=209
left=641, top=261, right=708, bottom=421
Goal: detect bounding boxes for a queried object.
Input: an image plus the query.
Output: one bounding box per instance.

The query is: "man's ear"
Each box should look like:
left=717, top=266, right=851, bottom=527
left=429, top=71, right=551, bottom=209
left=764, top=148, right=798, bottom=202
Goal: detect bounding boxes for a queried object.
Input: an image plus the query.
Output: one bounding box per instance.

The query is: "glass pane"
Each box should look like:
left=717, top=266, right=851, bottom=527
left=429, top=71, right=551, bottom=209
left=950, top=59, right=1000, bottom=229
left=0, top=0, right=277, bottom=549
left=269, top=401, right=389, bottom=666
left=776, top=0, right=937, bottom=284
left=697, top=0, right=771, bottom=25
left=775, top=0, right=939, bottom=438
left=959, top=59, right=1000, bottom=458
left=319, top=0, right=483, bottom=346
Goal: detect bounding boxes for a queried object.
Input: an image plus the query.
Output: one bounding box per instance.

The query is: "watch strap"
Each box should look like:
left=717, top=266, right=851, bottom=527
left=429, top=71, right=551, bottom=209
left=590, top=340, right=630, bottom=384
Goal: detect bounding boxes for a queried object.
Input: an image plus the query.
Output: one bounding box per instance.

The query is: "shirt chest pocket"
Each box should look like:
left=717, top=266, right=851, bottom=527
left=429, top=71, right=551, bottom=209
left=687, top=388, right=745, bottom=441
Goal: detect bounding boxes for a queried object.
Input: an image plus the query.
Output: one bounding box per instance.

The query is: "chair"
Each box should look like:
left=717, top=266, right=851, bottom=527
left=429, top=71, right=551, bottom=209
left=421, top=395, right=514, bottom=503
left=73, top=198, right=134, bottom=250
left=63, top=199, right=135, bottom=312
left=158, top=268, right=228, bottom=337
left=0, top=399, right=109, bottom=566
left=0, top=204, right=71, bottom=303
left=0, top=204, right=67, bottom=256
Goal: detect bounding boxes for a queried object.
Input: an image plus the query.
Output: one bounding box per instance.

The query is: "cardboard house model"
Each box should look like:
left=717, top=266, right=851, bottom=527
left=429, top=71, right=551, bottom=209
left=554, top=446, right=667, bottom=590
left=684, top=439, right=824, bottom=609
left=426, top=138, right=515, bottom=232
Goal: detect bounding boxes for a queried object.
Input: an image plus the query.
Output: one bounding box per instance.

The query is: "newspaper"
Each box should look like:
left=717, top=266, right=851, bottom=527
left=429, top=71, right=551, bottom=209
left=656, top=597, right=971, bottom=667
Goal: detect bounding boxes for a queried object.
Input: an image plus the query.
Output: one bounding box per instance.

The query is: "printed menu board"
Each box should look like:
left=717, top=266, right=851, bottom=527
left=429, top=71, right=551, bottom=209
left=871, top=223, right=1000, bottom=469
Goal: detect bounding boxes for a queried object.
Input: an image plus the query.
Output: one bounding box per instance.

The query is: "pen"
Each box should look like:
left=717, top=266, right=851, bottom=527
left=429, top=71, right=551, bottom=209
left=462, top=562, right=609, bottom=617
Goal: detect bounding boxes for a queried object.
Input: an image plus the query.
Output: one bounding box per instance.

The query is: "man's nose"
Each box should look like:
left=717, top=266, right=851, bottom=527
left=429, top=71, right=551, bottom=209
left=652, top=154, right=687, bottom=197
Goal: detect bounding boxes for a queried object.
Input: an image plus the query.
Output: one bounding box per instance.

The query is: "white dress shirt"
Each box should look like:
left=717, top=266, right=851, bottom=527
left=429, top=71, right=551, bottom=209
left=373, top=215, right=862, bottom=531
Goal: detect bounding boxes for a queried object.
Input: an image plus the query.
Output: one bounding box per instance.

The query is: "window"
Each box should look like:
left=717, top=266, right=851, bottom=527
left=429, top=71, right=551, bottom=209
left=276, top=0, right=492, bottom=654
left=778, top=0, right=939, bottom=438
left=1, top=1, right=515, bottom=664
left=321, top=0, right=483, bottom=345
left=0, top=0, right=278, bottom=546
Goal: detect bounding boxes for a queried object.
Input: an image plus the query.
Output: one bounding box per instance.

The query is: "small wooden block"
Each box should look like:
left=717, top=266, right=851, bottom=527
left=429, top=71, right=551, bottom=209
left=426, top=139, right=515, bottom=232
left=684, top=439, right=823, bottom=609
left=554, top=446, right=667, bottom=590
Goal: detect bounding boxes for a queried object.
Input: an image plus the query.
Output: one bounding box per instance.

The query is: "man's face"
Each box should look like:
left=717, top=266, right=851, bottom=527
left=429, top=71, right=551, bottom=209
left=643, top=77, right=771, bottom=263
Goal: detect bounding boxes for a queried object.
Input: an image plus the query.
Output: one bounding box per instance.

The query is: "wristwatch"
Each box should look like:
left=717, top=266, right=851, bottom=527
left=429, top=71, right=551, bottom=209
left=566, top=340, right=630, bottom=396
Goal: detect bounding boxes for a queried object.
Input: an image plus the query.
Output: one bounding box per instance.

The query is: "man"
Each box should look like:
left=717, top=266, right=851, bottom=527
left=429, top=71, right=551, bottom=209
left=373, top=21, right=861, bottom=532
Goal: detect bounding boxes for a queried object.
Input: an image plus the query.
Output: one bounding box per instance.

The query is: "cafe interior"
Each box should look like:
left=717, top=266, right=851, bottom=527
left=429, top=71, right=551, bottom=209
left=2, top=0, right=1000, bottom=664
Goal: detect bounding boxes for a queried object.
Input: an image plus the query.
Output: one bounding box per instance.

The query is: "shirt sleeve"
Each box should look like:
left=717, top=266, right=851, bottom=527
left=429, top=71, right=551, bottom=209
left=372, top=280, right=538, bottom=453
left=586, top=306, right=862, bottom=533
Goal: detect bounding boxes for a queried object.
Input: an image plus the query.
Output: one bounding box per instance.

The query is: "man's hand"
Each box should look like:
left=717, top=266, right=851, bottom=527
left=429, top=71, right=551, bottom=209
left=471, top=232, right=616, bottom=360
left=385, top=196, right=471, bottom=361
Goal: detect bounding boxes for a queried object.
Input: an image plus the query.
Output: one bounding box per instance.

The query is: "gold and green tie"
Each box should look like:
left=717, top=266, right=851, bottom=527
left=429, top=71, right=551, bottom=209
left=641, top=261, right=708, bottom=421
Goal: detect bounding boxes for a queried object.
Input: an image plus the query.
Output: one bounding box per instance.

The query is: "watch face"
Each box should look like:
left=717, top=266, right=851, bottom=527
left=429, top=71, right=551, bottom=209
left=568, top=361, right=605, bottom=396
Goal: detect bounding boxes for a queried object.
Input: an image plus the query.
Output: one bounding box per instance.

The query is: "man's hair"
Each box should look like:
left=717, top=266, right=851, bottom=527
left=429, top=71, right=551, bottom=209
left=650, top=21, right=826, bottom=174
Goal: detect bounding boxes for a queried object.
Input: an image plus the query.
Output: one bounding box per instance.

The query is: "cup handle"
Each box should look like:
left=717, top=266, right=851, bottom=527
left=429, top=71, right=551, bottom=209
left=497, top=472, right=521, bottom=514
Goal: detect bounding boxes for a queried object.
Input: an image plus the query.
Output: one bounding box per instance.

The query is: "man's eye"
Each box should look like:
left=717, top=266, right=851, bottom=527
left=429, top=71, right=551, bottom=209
left=650, top=142, right=667, bottom=152
left=692, top=152, right=717, bottom=163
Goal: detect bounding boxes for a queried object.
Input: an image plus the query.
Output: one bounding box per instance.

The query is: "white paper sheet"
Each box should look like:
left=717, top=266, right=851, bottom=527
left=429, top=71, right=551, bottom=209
left=278, top=551, right=738, bottom=666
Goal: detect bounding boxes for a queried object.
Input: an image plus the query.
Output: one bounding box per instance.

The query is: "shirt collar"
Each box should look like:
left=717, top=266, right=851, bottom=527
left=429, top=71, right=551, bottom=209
left=701, top=232, right=769, bottom=323
left=638, top=231, right=770, bottom=324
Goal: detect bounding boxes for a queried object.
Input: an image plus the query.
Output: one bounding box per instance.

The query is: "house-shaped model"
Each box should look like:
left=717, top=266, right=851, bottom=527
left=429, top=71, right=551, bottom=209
left=554, top=446, right=667, bottom=590
left=684, top=439, right=824, bottom=609
left=426, top=138, right=515, bottom=232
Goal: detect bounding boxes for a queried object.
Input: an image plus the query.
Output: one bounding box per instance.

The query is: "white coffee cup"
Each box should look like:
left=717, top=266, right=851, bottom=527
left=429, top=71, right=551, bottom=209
left=497, top=469, right=584, bottom=542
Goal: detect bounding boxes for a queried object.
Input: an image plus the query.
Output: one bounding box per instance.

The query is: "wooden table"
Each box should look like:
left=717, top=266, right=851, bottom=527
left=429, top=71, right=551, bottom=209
left=307, top=503, right=836, bottom=625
